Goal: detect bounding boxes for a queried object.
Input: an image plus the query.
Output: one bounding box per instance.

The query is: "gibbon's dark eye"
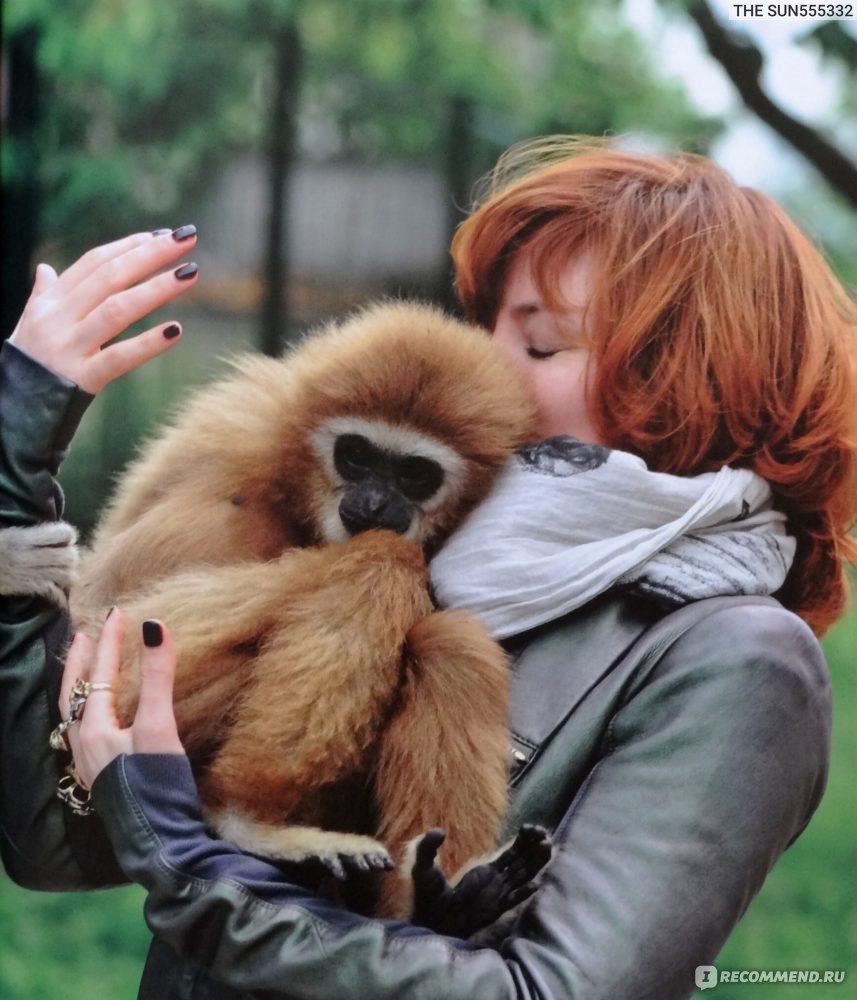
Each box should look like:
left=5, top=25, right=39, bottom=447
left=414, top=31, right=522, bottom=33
left=334, top=434, right=381, bottom=480
left=526, top=346, right=558, bottom=360
left=395, top=455, right=444, bottom=502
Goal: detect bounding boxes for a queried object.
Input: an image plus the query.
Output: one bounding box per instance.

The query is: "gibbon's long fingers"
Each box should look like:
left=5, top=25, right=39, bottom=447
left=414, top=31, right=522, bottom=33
left=210, top=814, right=393, bottom=875
left=373, top=609, right=511, bottom=919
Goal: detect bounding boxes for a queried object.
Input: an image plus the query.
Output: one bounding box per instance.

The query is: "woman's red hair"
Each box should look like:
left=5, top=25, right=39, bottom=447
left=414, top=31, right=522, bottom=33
left=452, top=137, right=857, bottom=635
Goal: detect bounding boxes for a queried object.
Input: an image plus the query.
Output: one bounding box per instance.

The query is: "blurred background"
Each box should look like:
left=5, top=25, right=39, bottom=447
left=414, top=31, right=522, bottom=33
left=1, top=1, right=855, bottom=997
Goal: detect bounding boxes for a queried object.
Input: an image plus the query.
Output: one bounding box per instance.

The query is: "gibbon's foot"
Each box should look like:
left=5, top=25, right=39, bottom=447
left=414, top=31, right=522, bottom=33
left=410, top=825, right=553, bottom=938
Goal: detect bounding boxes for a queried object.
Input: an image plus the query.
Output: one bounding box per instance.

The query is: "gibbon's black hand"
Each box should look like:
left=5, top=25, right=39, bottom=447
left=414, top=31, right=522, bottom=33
left=410, top=825, right=553, bottom=938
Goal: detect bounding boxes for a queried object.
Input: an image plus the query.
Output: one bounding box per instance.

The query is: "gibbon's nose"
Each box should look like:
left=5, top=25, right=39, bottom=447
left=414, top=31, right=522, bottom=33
left=339, top=483, right=412, bottom=536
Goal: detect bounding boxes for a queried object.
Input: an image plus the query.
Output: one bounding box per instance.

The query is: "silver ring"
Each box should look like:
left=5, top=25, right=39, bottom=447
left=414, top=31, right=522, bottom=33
left=49, top=718, right=77, bottom=752
left=57, top=765, right=93, bottom=816
left=68, top=677, right=90, bottom=723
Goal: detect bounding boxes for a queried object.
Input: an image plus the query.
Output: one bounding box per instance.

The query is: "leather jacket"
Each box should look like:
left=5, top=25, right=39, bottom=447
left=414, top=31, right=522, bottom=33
left=0, top=339, right=832, bottom=1000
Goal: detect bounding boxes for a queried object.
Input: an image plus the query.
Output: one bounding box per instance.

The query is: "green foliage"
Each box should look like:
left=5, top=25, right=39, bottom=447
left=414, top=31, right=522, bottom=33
left=4, top=0, right=720, bottom=264
left=0, top=883, right=149, bottom=1000
left=6, top=0, right=274, bottom=255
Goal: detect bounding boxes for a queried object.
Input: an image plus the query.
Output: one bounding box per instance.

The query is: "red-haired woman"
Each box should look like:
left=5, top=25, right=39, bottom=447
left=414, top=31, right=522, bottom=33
left=2, top=140, right=855, bottom=999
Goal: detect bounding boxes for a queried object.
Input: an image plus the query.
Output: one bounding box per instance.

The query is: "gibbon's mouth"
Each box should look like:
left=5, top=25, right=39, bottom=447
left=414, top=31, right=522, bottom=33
left=339, top=506, right=412, bottom=537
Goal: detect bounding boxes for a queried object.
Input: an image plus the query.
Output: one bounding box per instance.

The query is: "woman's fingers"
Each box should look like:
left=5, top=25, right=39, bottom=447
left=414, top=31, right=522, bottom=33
left=51, top=231, right=155, bottom=299
left=79, top=608, right=126, bottom=730
left=64, top=227, right=198, bottom=332
left=60, top=631, right=94, bottom=780
left=58, top=612, right=184, bottom=793
left=133, top=621, right=184, bottom=754
left=9, top=227, right=198, bottom=391
left=95, top=318, right=185, bottom=381
left=32, top=262, right=59, bottom=297
left=72, top=610, right=130, bottom=789
left=80, top=319, right=186, bottom=393
left=8, top=264, right=60, bottom=341
left=59, top=631, right=94, bottom=716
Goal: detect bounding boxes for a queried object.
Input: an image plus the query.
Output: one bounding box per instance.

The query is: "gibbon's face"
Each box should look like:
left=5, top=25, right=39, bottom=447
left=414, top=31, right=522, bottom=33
left=309, top=416, right=467, bottom=543
left=492, top=249, right=605, bottom=445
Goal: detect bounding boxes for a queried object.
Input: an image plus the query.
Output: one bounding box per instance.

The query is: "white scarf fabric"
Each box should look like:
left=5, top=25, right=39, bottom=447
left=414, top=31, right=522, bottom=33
left=431, top=437, right=795, bottom=640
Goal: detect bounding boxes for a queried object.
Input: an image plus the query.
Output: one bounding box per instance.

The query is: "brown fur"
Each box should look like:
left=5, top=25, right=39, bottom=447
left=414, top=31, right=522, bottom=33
left=71, top=301, right=536, bottom=917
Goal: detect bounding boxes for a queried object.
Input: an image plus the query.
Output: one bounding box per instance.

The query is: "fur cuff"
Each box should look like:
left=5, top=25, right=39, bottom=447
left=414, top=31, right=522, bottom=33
left=0, top=521, right=79, bottom=608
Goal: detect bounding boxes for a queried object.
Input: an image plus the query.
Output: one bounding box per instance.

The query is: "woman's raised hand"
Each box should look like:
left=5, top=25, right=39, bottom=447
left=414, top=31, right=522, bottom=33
left=60, top=610, right=185, bottom=790
left=9, top=227, right=199, bottom=393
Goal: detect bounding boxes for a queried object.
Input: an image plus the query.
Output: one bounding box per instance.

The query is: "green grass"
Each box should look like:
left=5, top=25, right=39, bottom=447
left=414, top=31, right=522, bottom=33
left=712, top=604, right=856, bottom=1000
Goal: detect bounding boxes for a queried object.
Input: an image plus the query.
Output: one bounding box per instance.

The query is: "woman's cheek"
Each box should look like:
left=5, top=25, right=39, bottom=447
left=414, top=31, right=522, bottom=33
left=537, top=353, right=603, bottom=443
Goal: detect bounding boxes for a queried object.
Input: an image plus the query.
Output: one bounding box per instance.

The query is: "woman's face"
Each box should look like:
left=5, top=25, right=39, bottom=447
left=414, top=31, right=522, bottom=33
left=492, top=250, right=604, bottom=445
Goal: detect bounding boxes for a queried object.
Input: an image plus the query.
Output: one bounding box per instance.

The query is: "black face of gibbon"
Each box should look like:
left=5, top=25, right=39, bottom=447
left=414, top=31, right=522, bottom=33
left=334, top=433, right=445, bottom=536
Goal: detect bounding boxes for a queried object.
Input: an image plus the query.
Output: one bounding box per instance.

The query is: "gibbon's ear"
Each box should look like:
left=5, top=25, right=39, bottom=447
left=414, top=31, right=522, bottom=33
left=406, top=825, right=553, bottom=937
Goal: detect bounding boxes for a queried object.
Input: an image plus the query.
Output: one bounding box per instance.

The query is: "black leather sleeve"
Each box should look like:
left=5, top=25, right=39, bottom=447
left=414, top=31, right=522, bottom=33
left=90, top=602, right=830, bottom=1000
left=0, top=340, right=123, bottom=888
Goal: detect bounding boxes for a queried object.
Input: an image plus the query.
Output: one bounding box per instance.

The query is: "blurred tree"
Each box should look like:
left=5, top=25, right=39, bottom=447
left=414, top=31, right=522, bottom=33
left=2, top=26, right=42, bottom=338
left=3, top=0, right=719, bottom=324
left=261, top=18, right=302, bottom=355
left=673, top=0, right=857, bottom=210
left=294, top=0, right=720, bottom=303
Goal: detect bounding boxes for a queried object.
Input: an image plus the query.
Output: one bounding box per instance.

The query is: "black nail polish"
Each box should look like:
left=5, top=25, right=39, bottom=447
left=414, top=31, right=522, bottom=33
left=174, top=262, right=198, bottom=281
left=172, top=224, right=197, bottom=242
left=105, top=606, right=115, bottom=621
left=142, top=621, right=163, bottom=648
left=151, top=228, right=172, bottom=236
left=163, top=323, right=182, bottom=340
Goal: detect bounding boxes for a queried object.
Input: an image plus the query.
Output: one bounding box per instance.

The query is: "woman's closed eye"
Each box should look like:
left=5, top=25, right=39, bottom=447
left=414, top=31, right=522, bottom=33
left=526, top=346, right=560, bottom=360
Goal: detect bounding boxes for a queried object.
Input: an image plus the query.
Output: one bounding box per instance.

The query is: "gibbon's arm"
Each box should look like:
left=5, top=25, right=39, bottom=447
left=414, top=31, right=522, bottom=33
left=0, top=341, right=124, bottom=889
left=90, top=603, right=830, bottom=999
left=104, top=530, right=433, bottom=768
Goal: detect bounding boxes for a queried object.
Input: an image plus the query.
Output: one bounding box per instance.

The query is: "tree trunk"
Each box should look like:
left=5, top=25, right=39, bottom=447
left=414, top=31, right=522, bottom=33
left=434, top=94, right=474, bottom=316
left=2, top=28, right=41, bottom=339
left=259, top=22, right=302, bottom=357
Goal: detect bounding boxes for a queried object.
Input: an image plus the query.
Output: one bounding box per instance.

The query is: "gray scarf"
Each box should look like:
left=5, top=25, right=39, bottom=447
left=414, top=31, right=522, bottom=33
left=431, top=437, right=795, bottom=640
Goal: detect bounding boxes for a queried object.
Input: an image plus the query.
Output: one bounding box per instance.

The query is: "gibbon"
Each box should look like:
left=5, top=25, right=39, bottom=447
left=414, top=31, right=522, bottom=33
left=71, top=302, right=544, bottom=925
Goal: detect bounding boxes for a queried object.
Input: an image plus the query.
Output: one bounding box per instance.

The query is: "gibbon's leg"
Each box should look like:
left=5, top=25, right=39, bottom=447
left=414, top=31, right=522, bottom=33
left=110, top=532, right=430, bottom=759
left=372, top=609, right=512, bottom=918
left=93, top=559, right=312, bottom=758
left=198, top=532, right=437, bottom=865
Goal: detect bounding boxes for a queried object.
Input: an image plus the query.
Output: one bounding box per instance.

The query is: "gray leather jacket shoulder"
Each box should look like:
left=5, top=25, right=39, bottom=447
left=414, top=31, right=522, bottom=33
left=1, top=340, right=833, bottom=999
